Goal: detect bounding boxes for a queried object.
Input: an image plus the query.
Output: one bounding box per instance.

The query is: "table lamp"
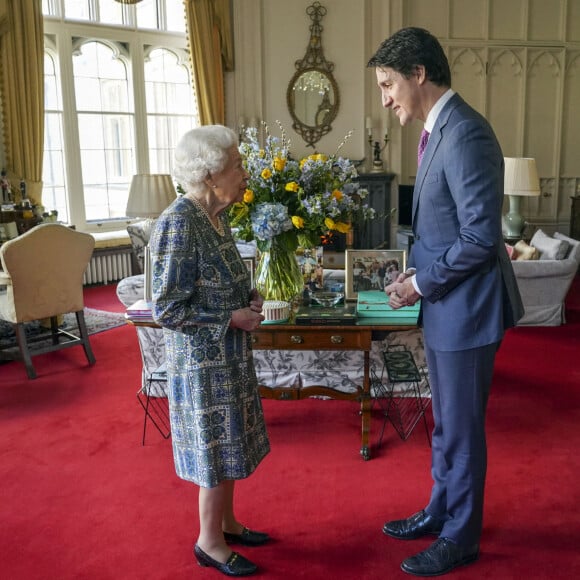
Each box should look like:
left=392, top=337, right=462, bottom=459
left=125, top=174, right=177, bottom=221
left=503, top=157, right=541, bottom=239
left=126, top=174, right=177, bottom=303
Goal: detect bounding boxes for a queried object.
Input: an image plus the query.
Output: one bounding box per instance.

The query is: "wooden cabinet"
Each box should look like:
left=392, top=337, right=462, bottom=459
left=353, top=172, right=396, bottom=249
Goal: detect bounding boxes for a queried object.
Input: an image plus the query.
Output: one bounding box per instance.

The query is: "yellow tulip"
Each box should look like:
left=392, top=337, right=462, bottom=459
left=273, top=156, right=286, bottom=172
left=261, top=168, right=272, bottom=180
left=335, top=221, right=351, bottom=234
left=243, top=189, right=254, bottom=203
left=285, top=181, right=299, bottom=192
left=291, top=215, right=304, bottom=229
left=325, top=217, right=335, bottom=230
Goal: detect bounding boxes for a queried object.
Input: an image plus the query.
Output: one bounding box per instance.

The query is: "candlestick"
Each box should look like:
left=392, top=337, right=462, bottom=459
left=367, top=129, right=390, bottom=173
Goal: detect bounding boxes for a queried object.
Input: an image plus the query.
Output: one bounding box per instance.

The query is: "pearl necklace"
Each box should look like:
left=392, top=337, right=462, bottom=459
left=188, top=195, right=225, bottom=236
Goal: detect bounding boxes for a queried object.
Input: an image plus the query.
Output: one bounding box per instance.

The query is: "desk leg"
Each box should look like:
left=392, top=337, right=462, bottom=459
left=360, top=349, right=371, bottom=460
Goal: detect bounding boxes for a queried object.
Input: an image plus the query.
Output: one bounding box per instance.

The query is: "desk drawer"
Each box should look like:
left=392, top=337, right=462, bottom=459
left=250, top=332, right=274, bottom=348
left=266, top=328, right=370, bottom=350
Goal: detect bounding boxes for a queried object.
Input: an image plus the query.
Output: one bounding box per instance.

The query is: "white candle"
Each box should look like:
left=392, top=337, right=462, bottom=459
left=365, top=116, right=373, bottom=136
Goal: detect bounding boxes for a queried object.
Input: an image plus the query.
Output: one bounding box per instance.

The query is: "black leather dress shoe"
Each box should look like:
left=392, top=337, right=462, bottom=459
left=194, top=544, right=258, bottom=577
left=383, top=510, right=443, bottom=540
left=401, top=537, right=479, bottom=577
left=224, top=527, right=270, bottom=546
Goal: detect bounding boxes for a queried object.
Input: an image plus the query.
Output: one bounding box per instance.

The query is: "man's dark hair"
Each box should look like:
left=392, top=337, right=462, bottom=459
left=367, top=27, right=451, bottom=87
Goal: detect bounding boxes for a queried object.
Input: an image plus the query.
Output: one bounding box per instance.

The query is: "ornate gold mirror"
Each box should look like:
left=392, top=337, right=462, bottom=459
left=286, top=2, right=339, bottom=148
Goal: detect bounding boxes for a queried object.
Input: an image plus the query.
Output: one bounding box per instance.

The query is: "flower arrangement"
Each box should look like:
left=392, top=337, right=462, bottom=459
left=230, top=123, right=376, bottom=253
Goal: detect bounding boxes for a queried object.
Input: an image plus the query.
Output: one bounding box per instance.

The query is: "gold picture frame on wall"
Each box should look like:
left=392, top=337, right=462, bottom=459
left=345, top=249, right=406, bottom=301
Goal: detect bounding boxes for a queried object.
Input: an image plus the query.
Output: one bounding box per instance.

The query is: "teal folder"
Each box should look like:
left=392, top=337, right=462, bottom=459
left=356, top=291, right=420, bottom=324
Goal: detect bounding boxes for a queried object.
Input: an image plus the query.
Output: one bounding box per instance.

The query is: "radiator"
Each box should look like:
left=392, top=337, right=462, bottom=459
left=83, top=247, right=133, bottom=285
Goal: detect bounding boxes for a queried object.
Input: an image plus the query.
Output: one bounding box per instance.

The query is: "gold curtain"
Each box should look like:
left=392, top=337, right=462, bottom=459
left=0, top=0, right=44, bottom=205
left=183, top=0, right=233, bottom=126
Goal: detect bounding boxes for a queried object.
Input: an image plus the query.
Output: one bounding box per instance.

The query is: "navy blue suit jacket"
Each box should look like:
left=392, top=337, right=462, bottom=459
left=410, top=94, right=523, bottom=351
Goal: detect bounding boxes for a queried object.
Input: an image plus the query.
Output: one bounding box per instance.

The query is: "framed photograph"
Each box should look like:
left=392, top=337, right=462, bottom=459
left=345, top=249, right=407, bottom=301
left=296, top=246, right=324, bottom=292
left=243, top=257, right=256, bottom=288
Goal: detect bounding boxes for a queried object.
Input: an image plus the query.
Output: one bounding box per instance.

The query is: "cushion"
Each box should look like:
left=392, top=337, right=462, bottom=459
left=554, top=232, right=580, bottom=262
left=505, top=243, right=516, bottom=259
left=530, top=229, right=569, bottom=260
left=513, top=240, right=539, bottom=261
left=91, top=229, right=131, bottom=249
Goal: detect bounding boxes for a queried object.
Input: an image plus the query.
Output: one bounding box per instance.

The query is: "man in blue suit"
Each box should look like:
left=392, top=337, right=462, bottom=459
left=368, top=28, right=524, bottom=576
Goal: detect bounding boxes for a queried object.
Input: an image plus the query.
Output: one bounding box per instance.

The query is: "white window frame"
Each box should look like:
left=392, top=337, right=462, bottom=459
left=42, top=3, right=196, bottom=232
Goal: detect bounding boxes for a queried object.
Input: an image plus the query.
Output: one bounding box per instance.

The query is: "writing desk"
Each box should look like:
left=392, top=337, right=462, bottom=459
left=251, top=321, right=415, bottom=460
left=126, top=306, right=415, bottom=460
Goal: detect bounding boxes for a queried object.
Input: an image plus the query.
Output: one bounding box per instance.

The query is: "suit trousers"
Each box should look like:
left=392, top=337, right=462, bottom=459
left=423, top=340, right=500, bottom=547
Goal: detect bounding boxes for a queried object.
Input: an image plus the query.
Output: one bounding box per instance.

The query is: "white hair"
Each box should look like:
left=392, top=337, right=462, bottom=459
left=173, top=125, right=238, bottom=194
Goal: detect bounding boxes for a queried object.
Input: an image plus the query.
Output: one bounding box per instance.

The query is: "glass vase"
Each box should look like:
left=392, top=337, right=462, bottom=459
left=254, top=239, right=304, bottom=303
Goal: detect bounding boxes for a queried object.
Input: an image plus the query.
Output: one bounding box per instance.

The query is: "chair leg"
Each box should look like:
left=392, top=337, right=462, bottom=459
left=75, top=310, right=96, bottom=366
left=14, top=323, right=36, bottom=379
left=50, top=316, right=60, bottom=345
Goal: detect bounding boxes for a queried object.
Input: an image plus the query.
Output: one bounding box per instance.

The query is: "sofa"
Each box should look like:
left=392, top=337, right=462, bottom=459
left=510, top=230, right=580, bottom=326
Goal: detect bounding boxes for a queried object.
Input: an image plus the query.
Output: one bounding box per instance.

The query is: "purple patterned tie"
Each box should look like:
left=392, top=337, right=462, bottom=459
left=418, top=128, right=430, bottom=166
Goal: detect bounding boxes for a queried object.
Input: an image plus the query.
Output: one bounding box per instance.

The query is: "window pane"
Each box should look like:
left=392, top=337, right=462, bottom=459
left=145, top=47, right=198, bottom=173
left=43, top=115, right=69, bottom=223
left=64, top=0, right=90, bottom=21
left=44, top=54, right=60, bottom=111
left=43, top=52, right=68, bottom=222
left=137, top=0, right=158, bottom=29
left=166, top=0, right=186, bottom=33
left=74, top=41, right=135, bottom=221
left=98, top=0, right=123, bottom=26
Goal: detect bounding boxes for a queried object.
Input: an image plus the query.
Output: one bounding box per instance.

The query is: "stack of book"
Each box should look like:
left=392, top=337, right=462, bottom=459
left=125, top=299, right=153, bottom=322
left=294, top=304, right=357, bottom=325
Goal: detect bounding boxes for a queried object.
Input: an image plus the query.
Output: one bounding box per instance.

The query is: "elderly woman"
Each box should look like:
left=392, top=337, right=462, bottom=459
left=149, top=125, right=270, bottom=577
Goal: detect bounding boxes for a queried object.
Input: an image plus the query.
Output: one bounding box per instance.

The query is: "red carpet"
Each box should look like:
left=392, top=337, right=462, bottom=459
left=1, top=279, right=579, bottom=579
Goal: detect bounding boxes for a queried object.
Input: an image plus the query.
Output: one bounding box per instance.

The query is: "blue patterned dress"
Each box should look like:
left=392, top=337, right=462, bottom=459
left=149, top=196, right=270, bottom=488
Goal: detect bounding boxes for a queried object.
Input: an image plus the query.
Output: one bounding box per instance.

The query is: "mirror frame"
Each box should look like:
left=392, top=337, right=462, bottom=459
left=286, top=2, right=340, bottom=149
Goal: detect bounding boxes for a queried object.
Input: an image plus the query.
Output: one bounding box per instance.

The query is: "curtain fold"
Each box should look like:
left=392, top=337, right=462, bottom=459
left=0, top=0, right=44, bottom=204
left=184, top=0, right=233, bottom=125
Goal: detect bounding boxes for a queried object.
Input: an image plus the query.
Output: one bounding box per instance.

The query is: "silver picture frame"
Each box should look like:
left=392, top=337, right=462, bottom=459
left=345, top=249, right=406, bottom=300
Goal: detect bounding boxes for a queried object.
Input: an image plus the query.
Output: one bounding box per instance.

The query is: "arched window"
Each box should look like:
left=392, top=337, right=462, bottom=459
left=42, top=0, right=197, bottom=230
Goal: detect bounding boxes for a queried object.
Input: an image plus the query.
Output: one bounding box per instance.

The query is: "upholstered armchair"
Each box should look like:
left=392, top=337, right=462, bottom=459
left=0, top=224, right=96, bottom=378
left=126, top=220, right=155, bottom=274
left=511, top=231, right=580, bottom=326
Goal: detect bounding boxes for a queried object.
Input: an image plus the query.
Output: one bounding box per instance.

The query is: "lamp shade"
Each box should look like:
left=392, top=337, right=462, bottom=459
left=504, top=157, right=541, bottom=197
left=125, top=174, right=177, bottom=218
